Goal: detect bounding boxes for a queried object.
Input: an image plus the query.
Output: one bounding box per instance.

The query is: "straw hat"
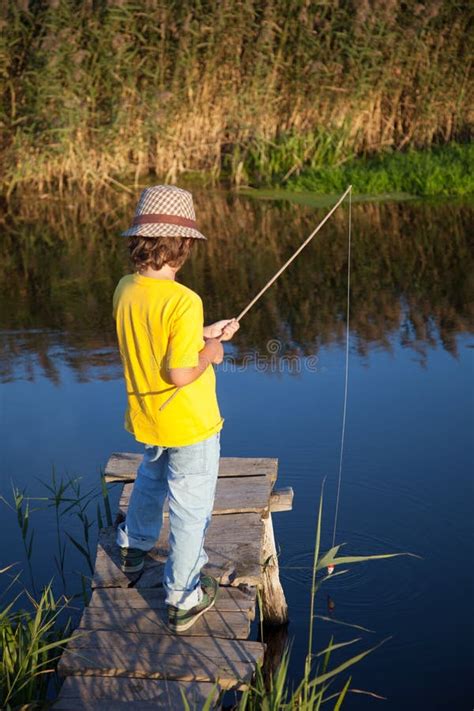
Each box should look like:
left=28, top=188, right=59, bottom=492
left=122, top=185, right=206, bottom=240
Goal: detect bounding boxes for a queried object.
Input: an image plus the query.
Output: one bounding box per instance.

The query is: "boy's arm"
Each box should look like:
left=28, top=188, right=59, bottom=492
left=169, top=318, right=239, bottom=387
left=168, top=338, right=223, bottom=387
left=167, top=294, right=225, bottom=388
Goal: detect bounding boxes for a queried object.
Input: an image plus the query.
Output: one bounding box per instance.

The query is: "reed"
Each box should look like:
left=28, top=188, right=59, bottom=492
left=0, top=1, right=471, bottom=194
left=0, top=489, right=38, bottom=596
left=1, top=468, right=115, bottom=598
left=0, top=574, right=78, bottom=709
left=0, top=470, right=114, bottom=706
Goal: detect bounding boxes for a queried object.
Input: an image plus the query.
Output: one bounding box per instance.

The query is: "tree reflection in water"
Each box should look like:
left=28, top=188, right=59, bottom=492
left=0, top=192, right=472, bottom=383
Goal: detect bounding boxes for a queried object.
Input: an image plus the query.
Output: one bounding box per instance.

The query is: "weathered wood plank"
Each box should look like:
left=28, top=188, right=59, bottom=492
left=61, top=629, right=263, bottom=660
left=58, top=630, right=264, bottom=689
left=54, top=675, right=219, bottom=710
left=89, top=585, right=256, bottom=616
left=105, top=454, right=278, bottom=484
left=93, top=544, right=260, bottom=590
left=79, top=605, right=251, bottom=639
left=269, top=487, right=294, bottom=513
left=261, top=514, right=288, bottom=625
left=93, top=515, right=263, bottom=589
left=118, top=477, right=273, bottom=517
left=118, top=484, right=293, bottom=518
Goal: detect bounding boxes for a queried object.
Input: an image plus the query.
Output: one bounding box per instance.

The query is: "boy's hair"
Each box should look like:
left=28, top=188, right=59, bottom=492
left=128, top=236, right=194, bottom=271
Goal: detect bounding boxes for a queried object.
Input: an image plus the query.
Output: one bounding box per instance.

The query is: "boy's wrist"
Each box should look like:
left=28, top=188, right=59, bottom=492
left=203, top=338, right=224, bottom=364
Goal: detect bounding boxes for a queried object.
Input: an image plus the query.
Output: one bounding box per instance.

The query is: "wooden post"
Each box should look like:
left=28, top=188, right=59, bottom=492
left=260, top=513, right=288, bottom=625
left=261, top=621, right=289, bottom=683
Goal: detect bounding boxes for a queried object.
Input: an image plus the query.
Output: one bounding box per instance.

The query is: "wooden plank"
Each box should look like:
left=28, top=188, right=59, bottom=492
left=93, top=515, right=263, bottom=589
left=118, top=476, right=273, bottom=517
left=118, top=482, right=292, bottom=516
left=58, top=630, right=264, bottom=689
left=216, top=457, right=278, bottom=482
left=79, top=605, right=251, bottom=639
left=89, top=586, right=256, bottom=616
left=54, top=676, right=220, bottom=710
left=105, top=454, right=278, bottom=484
left=93, top=543, right=260, bottom=590
left=269, top=487, right=294, bottom=513
left=61, top=630, right=263, bottom=661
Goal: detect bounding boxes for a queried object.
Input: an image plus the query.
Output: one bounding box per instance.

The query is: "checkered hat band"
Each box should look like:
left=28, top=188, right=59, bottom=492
left=133, top=213, right=197, bottom=229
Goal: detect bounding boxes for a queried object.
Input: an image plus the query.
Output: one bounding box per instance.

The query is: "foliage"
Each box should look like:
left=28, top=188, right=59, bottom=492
left=0, top=0, right=471, bottom=193
left=285, top=143, right=474, bottom=197
left=0, top=575, right=77, bottom=709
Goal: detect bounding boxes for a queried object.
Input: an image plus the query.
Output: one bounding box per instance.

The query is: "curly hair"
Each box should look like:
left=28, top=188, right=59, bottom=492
left=128, top=235, right=194, bottom=272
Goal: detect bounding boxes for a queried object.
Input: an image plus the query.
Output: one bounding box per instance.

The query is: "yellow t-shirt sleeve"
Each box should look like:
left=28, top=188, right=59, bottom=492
left=167, top=294, right=204, bottom=369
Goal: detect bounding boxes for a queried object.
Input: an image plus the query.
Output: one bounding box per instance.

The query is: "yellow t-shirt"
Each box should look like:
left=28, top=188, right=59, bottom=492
left=113, top=274, right=223, bottom=447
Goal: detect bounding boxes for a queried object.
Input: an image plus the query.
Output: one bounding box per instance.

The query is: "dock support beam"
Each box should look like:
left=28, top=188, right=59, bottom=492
left=260, top=513, right=288, bottom=625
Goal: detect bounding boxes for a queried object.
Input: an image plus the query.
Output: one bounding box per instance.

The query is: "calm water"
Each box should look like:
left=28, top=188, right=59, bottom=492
left=0, top=192, right=473, bottom=709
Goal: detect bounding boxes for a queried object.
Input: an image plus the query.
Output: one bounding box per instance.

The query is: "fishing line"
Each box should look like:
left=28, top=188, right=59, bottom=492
left=330, top=185, right=352, bottom=552
left=159, top=185, right=353, bottom=412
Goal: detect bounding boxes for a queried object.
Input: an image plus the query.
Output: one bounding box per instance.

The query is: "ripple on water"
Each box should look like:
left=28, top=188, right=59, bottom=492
left=281, top=523, right=426, bottom=616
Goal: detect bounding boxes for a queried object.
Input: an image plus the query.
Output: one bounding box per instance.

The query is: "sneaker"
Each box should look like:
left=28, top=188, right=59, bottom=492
left=119, top=546, right=146, bottom=573
left=167, top=575, right=219, bottom=633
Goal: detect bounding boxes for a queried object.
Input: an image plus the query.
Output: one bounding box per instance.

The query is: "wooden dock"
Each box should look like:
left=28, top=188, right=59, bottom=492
left=55, top=455, right=293, bottom=710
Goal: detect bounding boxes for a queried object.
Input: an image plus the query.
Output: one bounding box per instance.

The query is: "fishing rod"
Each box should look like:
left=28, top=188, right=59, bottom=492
left=159, top=185, right=352, bottom=412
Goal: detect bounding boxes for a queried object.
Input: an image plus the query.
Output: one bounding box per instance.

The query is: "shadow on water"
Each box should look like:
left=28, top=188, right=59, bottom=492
left=0, top=191, right=472, bottom=384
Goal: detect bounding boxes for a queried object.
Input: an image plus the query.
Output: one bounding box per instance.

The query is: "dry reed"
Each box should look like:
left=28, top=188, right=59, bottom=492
left=0, top=0, right=472, bottom=194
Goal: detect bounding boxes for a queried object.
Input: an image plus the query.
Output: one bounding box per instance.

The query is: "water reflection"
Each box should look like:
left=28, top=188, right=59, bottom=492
left=0, top=192, right=472, bottom=383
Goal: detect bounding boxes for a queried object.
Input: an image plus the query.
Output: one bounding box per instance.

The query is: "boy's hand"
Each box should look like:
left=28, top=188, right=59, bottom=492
left=204, top=319, right=240, bottom=341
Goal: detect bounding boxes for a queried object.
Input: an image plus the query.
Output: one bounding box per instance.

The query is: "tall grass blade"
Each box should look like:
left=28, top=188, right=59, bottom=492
left=315, top=615, right=375, bottom=634
left=65, top=533, right=94, bottom=575
left=309, top=637, right=391, bottom=688
left=316, top=638, right=362, bottom=657
left=306, top=478, right=325, bottom=677
left=100, top=473, right=113, bottom=527
left=333, top=676, right=351, bottom=710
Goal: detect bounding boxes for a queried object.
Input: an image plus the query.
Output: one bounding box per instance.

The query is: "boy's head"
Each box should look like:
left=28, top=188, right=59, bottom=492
left=121, top=185, right=206, bottom=271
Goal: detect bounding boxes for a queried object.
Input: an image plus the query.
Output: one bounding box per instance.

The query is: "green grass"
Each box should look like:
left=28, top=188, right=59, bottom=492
left=0, top=575, right=78, bottom=709
left=284, top=143, right=474, bottom=197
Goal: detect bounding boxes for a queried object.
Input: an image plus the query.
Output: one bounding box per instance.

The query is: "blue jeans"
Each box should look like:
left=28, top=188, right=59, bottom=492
left=116, top=432, right=220, bottom=610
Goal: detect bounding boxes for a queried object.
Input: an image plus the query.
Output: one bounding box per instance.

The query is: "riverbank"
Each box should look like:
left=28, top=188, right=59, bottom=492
left=1, top=1, right=471, bottom=196
left=4, top=142, right=472, bottom=202
left=172, top=142, right=474, bottom=198
left=282, top=143, right=474, bottom=198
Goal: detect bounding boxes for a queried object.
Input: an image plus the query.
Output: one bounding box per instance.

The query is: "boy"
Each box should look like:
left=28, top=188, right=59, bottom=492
left=113, top=185, right=239, bottom=632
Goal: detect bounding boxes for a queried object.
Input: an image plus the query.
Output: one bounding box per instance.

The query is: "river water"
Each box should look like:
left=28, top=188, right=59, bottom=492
left=0, top=191, right=472, bottom=709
